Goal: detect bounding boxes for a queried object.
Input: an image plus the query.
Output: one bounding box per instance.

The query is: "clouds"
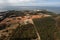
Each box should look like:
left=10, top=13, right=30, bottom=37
left=7, top=0, right=31, bottom=3
left=31, top=2, right=60, bottom=6
left=0, top=0, right=60, bottom=6
left=0, top=0, right=36, bottom=6
left=0, top=0, right=35, bottom=3
left=0, top=0, right=4, bottom=3
left=0, top=0, right=60, bottom=11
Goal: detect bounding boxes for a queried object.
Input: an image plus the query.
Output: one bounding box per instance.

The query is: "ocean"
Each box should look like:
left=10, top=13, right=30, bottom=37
left=0, top=6, right=60, bottom=14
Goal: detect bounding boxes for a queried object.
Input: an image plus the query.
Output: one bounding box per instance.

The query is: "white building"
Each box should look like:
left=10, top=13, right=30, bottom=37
left=0, top=16, right=3, bottom=20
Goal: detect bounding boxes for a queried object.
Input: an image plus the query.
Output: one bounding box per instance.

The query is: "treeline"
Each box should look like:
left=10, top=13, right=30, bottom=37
left=1, top=10, right=57, bottom=18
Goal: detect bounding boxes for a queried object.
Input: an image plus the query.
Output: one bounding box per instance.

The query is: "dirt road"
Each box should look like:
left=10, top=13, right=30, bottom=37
left=27, top=19, right=41, bottom=40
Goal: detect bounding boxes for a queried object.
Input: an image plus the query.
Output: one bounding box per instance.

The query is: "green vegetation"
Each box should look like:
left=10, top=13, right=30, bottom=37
left=6, top=10, right=25, bottom=17
left=33, top=17, right=57, bottom=40
left=55, top=16, right=60, bottom=40
left=10, top=23, right=38, bottom=40
left=0, top=24, right=7, bottom=30
left=0, top=10, right=59, bottom=40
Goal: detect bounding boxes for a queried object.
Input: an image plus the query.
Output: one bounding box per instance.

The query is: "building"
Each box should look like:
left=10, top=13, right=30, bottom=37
left=0, top=14, right=4, bottom=21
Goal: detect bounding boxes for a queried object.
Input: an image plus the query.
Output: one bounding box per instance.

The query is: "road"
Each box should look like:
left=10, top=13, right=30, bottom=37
left=8, top=17, right=41, bottom=40
left=28, top=19, right=41, bottom=40
left=1, top=15, right=43, bottom=40
left=5, top=19, right=41, bottom=40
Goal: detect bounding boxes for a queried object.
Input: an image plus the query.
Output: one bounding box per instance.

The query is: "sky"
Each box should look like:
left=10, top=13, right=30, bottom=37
left=0, top=0, right=60, bottom=6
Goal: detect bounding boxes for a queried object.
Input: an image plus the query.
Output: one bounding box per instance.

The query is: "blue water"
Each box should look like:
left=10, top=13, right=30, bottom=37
left=0, top=6, right=60, bottom=14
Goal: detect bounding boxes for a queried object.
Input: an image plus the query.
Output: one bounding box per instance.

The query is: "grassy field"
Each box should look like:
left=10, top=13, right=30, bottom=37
left=33, top=17, right=57, bottom=40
